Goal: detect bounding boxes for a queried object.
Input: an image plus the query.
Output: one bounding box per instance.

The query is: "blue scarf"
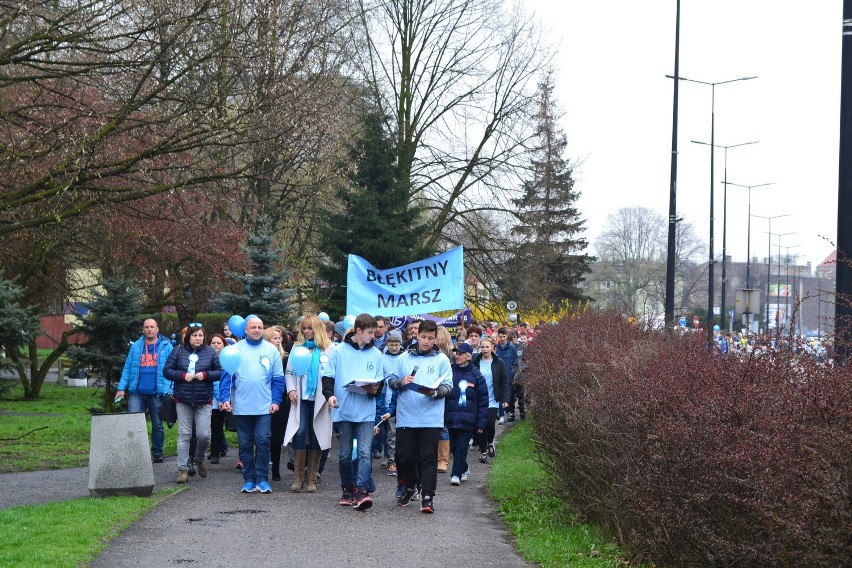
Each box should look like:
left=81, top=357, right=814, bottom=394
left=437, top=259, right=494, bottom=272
left=305, top=340, right=321, bottom=397
left=245, top=337, right=262, bottom=346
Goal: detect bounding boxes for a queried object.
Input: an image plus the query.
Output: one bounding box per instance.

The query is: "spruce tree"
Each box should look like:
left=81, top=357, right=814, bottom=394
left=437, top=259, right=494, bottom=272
left=214, top=229, right=294, bottom=325
left=0, top=272, right=41, bottom=397
left=318, top=109, right=426, bottom=316
left=503, top=71, right=592, bottom=305
left=66, top=277, right=145, bottom=410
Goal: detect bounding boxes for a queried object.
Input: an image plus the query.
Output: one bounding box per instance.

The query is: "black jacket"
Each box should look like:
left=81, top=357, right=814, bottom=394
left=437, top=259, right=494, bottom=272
left=164, top=344, right=221, bottom=406
left=472, top=354, right=511, bottom=405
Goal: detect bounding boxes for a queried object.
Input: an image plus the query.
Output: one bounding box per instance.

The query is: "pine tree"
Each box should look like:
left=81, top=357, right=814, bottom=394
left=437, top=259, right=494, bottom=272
left=214, top=229, right=294, bottom=325
left=0, top=272, right=41, bottom=397
left=318, top=109, right=427, bottom=316
left=66, top=277, right=145, bottom=410
left=503, top=72, right=592, bottom=305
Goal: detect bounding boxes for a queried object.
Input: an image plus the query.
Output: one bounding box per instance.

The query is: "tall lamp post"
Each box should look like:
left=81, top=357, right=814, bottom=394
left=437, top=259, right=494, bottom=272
left=770, top=232, right=796, bottom=334
left=692, top=141, right=758, bottom=330
left=782, top=244, right=800, bottom=334
left=754, top=213, right=791, bottom=332
left=667, top=75, right=756, bottom=344
left=724, top=182, right=774, bottom=288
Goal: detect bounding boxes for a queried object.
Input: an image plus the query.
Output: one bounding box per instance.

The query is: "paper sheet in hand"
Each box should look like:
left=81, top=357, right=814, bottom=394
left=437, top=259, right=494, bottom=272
left=344, top=377, right=383, bottom=394
left=403, top=375, right=443, bottom=392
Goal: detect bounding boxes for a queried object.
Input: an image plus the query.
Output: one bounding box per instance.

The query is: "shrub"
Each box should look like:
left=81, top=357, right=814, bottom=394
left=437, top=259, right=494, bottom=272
left=525, top=310, right=851, bottom=567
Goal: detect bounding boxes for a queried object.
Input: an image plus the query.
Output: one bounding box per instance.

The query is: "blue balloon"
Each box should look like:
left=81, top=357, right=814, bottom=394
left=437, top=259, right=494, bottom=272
left=227, top=315, right=245, bottom=339
left=342, top=314, right=356, bottom=330
left=219, top=344, right=241, bottom=375
left=318, top=312, right=330, bottom=322
left=289, top=345, right=312, bottom=376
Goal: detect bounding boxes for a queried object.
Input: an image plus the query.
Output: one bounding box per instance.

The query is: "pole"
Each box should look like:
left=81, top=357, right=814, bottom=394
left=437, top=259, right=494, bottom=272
left=721, top=149, right=728, bottom=330
left=708, top=83, right=716, bottom=350
left=746, top=187, right=753, bottom=287
left=665, top=0, right=681, bottom=327
left=835, top=0, right=852, bottom=361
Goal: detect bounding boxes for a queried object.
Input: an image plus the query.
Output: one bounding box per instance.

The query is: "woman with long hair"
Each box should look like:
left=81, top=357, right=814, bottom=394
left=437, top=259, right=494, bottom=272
left=472, top=337, right=510, bottom=463
left=163, top=323, right=221, bottom=483
left=265, top=325, right=290, bottom=481
left=283, top=314, right=334, bottom=492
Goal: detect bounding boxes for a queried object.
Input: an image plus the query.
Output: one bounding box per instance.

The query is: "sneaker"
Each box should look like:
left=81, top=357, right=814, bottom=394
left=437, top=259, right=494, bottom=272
left=352, top=490, right=373, bottom=511
left=196, top=460, right=208, bottom=478
left=339, top=492, right=355, bottom=506
left=397, top=486, right=417, bottom=507
left=387, top=463, right=397, bottom=476
left=507, top=414, right=516, bottom=423
left=187, top=462, right=197, bottom=476
left=420, top=496, right=434, bottom=514
left=210, top=456, right=220, bottom=465
left=235, top=460, right=243, bottom=471
left=257, top=481, right=272, bottom=494
left=240, top=481, right=257, bottom=493
left=153, top=456, right=164, bottom=464
left=412, top=486, right=421, bottom=501
left=498, top=416, right=505, bottom=425
left=395, top=484, right=406, bottom=499
left=176, top=470, right=189, bottom=484
left=450, top=475, right=460, bottom=486
left=372, top=450, right=382, bottom=460
left=461, top=470, right=470, bottom=482
left=487, top=443, right=496, bottom=458
left=479, top=452, right=488, bottom=463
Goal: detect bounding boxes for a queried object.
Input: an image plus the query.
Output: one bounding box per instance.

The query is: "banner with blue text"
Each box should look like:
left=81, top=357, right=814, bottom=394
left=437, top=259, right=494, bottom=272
left=346, top=247, right=465, bottom=317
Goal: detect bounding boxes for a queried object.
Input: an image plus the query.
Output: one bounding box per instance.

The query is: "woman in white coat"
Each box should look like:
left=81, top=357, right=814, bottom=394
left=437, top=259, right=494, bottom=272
left=283, top=314, right=334, bottom=492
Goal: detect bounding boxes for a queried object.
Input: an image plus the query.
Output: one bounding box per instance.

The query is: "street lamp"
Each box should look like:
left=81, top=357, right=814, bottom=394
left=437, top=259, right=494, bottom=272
left=781, top=244, right=800, bottom=334
left=692, top=141, right=758, bottom=330
left=754, top=213, right=791, bottom=332
left=770, top=232, right=796, bottom=334
left=723, top=182, right=774, bottom=288
left=667, top=74, right=756, bottom=342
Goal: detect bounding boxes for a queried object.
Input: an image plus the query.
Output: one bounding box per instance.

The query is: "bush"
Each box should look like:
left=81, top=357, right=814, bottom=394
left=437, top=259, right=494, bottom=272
left=525, top=310, right=851, bottom=567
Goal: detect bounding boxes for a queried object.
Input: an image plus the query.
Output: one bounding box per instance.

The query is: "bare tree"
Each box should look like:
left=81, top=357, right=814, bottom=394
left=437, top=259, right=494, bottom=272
left=355, top=0, right=552, bottom=255
left=588, top=207, right=705, bottom=315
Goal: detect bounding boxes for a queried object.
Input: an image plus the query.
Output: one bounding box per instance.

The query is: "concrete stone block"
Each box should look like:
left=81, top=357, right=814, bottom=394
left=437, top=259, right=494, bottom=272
left=88, top=412, right=155, bottom=497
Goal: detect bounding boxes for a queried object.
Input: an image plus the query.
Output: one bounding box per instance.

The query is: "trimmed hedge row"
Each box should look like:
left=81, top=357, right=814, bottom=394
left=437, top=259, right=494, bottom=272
left=524, top=311, right=851, bottom=567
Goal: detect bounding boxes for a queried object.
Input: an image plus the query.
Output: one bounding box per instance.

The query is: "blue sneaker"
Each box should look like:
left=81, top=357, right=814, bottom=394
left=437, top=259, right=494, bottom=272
left=257, top=481, right=272, bottom=494
left=240, top=481, right=257, bottom=493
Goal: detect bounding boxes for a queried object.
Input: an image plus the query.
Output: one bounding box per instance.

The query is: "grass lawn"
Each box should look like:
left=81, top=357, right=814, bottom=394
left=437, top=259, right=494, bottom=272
left=0, top=488, right=180, bottom=568
left=490, top=420, right=628, bottom=567
left=0, top=382, right=238, bottom=473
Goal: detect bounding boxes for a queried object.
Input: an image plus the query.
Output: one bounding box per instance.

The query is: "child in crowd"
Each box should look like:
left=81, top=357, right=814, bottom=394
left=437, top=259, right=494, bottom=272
left=389, top=320, right=453, bottom=514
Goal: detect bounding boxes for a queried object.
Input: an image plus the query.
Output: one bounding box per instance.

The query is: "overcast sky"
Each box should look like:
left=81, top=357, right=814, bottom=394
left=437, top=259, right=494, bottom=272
left=522, top=0, right=841, bottom=271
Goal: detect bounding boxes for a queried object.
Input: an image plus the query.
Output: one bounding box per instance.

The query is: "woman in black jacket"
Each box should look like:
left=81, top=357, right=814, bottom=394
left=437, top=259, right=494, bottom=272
left=164, top=323, right=221, bottom=484
left=472, top=337, right=511, bottom=463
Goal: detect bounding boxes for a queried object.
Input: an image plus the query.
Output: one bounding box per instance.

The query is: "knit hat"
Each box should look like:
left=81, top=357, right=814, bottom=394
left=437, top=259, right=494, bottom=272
left=386, top=329, right=403, bottom=344
left=334, top=321, right=348, bottom=338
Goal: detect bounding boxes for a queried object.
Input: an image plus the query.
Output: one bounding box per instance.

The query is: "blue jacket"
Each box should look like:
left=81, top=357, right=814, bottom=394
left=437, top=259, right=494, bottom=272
left=163, top=344, right=221, bottom=406
left=495, top=341, right=518, bottom=380
left=444, top=363, right=489, bottom=431
left=118, top=334, right=174, bottom=396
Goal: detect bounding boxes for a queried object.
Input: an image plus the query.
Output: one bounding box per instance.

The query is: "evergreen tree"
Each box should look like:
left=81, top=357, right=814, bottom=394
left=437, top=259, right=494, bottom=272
left=502, top=72, right=593, bottom=305
left=0, top=272, right=41, bottom=397
left=214, top=229, right=294, bottom=325
left=318, top=109, right=427, bottom=316
left=66, top=277, right=144, bottom=410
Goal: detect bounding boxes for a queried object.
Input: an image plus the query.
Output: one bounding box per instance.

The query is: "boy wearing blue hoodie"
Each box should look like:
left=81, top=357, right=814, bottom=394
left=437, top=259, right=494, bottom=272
left=323, top=314, right=385, bottom=511
left=388, top=320, right=453, bottom=514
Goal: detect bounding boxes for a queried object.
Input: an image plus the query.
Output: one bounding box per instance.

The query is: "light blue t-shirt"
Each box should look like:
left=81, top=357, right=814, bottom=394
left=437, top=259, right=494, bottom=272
left=326, top=341, right=384, bottom=423
left=479, top=358, right=498, bottom=408
left=231, top=340, right=284, bottom=415
left=393, top=349, right=452, bottom=428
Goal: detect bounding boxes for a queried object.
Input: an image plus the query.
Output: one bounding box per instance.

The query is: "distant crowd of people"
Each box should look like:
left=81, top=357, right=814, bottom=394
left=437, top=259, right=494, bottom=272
left=116, top=314, right=533, bottom=514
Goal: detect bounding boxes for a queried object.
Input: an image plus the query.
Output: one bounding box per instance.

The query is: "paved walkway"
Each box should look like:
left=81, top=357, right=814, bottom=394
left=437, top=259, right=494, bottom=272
left=2, top=429, right=530, bottom=568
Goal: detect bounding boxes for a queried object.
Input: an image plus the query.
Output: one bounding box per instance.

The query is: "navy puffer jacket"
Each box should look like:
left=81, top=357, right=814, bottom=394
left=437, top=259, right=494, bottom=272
left=164, top=344, right=221, bottom=406
left=444, top=363, right=489, bottom=431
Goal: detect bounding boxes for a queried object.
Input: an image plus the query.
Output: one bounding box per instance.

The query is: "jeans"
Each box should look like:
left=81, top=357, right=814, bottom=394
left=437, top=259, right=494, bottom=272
left=235, top=414, right=272, bottom=483
left=396, top=427, right=441, bottom=498
left=449, top=428, right=474, bottom=478
left=336, top=420, right=374, bottom=491
left=128, top=393, right=164, bottom=458
left=176, top=402, right=212, bottom=470
left=294, top=400, right=320, bottom=451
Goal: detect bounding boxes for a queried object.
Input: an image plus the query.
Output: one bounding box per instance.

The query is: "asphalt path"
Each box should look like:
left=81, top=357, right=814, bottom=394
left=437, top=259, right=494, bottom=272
left=3, top=427, right=530, bottom=568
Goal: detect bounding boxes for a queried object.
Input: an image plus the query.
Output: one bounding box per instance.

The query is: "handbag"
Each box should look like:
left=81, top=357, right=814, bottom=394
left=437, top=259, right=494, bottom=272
left=158, top=394, right=177, bottom=427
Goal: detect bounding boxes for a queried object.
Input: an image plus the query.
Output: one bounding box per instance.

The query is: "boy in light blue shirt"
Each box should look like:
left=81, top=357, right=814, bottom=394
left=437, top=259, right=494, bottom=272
left=388, top=319, right=452, bottom=514
left=322, top=314, right=385, bottom=511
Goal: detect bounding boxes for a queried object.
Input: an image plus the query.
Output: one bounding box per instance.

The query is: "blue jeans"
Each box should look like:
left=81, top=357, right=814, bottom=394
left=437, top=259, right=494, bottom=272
left=337, top=420, right=374, bottom=491
left=449, top=428, right=474, bottom=478
left=294, top=399, right=320, bottom=450
left=176, top=403, right=212, bottom=470
left=128, top=393, right=164, bottom=458
left=235, top=414, right=272, bottom=484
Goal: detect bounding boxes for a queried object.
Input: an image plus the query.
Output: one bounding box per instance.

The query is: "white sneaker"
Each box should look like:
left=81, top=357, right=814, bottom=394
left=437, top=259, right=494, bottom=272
left=460, top=470, right=470, bottom=482
left=498, top=416, right=505, bottom=425
left=450, top=476, right=460, bottom=486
